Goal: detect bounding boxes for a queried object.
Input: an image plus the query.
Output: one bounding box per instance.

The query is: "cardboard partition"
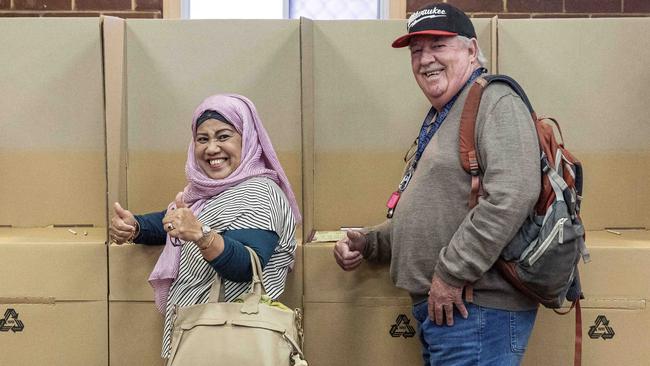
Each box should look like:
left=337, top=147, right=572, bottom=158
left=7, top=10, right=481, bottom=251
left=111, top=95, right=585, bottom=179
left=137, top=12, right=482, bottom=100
left=109, top=243, right=163, bottom=302
left=497, top=18, right=650, bottom=230
left=525, top=305, right=646, bottom=366
left=0, top=228, right=107, bottom=300
left=277, top=243, right=304, bottom=311
left=304, top=300, right=422, bottom=366
left=0, top=228, right=108, bottom=365
left=123, top=20, right=302, bottom=238
left=300, top=17, right=315, bottom=243
left=0, top=18, right=106, bottom=227
left=303, top=232, right=650, bottom=365
left=303, top=241, right=419, bottom=365
left=303, top=241, right=407, bottom=302
left=109, top=301, right=165, bottom=366
left=108, top=242, right=303, bottom=310
left=103, top=16, right=128, bottom=212
left=524, top=230, right=650, bottom=365
left=0, top=301, right=108, bottom=366
left=302, top=19, right=493, bottom=234
left=108, top=243, right=302, bottom=365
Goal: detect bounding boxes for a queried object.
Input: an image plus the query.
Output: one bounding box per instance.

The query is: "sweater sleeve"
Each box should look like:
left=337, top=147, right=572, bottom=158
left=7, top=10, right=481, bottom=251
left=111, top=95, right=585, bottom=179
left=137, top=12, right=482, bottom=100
left=208, top=229, right=280, bottom=282
left=362, top=219, right=392, bottom=264
left=134, top=210, right=167, bottom=245
left=435, top=90, right=541, bottom=287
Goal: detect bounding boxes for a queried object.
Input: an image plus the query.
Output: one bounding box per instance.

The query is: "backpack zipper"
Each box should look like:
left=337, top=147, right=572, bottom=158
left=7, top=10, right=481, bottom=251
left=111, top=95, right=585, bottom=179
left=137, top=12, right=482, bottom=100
left=527, top=217, right=568, bottom=266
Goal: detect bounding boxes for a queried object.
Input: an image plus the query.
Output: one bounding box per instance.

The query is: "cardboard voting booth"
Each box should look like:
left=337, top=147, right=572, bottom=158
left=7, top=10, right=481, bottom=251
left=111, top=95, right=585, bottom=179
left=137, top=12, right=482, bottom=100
left=104, top=17, right=305, bottom=364
left=0, top=18, right=108, bottom=365
left=2, top=13, right=649, bottom=366
left=301, top=18, right=494, bottom=366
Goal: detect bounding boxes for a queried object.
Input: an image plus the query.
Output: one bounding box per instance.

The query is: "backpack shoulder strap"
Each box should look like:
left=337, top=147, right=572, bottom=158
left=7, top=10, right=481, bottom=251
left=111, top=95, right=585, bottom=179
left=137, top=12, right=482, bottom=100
left=482, top=74, right=535, bottom=116
left=459, top=74, right=536, bottom=208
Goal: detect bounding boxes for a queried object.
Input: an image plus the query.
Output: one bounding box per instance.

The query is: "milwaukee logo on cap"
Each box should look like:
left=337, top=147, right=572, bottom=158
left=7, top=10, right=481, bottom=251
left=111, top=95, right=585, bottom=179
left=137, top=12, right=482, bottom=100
left=391, top=3, right=476, bottom=48
left=407, top=7, right=447, bottom=30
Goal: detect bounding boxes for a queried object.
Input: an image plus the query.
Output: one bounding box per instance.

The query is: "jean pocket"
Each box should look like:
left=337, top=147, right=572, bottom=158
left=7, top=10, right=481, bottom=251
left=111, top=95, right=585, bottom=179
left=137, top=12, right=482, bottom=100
left=412, top=300, right=428, bottom=324
left=509, top=309, right=537, bottom=353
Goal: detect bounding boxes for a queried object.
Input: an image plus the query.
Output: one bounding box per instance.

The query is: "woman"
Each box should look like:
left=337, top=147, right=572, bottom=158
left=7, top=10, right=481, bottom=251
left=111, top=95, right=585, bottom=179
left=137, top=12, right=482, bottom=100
left=109, top=94, right=301, bottom=359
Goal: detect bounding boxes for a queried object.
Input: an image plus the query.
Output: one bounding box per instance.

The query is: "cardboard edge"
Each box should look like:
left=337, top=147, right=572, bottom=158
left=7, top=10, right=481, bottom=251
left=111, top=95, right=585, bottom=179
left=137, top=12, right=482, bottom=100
left=102, top=16, right=127, bottom=224
left=300, top=17, right=315, bottom=244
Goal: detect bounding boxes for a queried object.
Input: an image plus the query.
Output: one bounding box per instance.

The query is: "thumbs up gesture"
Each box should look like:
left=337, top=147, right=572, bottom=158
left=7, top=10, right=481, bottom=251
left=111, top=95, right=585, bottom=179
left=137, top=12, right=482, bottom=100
left=174, top=191, right=188, bottom=209
left=109, top=202, right=137, bottom=244
left=333, top=230, right=368, bottom=271
left=162, top=192, right=202, bottom=242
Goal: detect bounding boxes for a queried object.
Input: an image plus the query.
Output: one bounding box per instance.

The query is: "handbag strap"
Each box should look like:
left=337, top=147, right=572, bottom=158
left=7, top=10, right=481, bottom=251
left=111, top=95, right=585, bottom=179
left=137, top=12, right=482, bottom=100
left=208, top=274, right=223, bottom=304
left=207, top=246, right=267, bottom=312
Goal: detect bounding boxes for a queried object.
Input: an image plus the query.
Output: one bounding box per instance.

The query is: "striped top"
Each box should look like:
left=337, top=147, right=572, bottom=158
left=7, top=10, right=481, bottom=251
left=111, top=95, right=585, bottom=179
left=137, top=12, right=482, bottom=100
left=160, top=177, right=297, bottom=358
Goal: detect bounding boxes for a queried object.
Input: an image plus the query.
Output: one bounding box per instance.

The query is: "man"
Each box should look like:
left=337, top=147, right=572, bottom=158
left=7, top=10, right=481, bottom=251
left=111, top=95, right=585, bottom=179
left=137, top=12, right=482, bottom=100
left=333, top=3, right=541, bottom=365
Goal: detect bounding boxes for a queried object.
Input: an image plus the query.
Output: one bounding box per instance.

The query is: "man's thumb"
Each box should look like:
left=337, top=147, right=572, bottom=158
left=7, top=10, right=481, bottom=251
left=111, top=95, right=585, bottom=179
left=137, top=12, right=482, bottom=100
left=114, top=202, right=130, bottom=219
left=175, top=192, right=188, bottom=209
left=346, top=230, right=364, bottom=251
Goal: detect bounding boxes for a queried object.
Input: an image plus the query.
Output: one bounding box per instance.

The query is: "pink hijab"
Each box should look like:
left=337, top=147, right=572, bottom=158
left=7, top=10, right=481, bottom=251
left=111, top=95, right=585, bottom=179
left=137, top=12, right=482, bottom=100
left=148, top=94, right=301, bottom=313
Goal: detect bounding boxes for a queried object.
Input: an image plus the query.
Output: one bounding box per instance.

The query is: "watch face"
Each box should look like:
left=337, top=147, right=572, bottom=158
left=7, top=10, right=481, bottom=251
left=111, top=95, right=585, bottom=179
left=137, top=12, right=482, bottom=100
left=202, top=225, right=211, bottom=235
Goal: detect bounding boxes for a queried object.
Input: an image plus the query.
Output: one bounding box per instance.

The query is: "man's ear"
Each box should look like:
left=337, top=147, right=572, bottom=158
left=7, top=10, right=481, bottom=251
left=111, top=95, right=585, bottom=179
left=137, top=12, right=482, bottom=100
left=468, top=38, right=479, bottom=62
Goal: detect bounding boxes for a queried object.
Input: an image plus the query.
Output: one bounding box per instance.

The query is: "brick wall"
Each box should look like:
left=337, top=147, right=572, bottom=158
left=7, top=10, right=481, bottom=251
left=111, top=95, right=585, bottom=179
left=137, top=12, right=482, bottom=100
left=407, top=0, right=650, bottom=18
left=0, top=0, right=161, bottom=18
left=2, top=1, right=648, bottom=21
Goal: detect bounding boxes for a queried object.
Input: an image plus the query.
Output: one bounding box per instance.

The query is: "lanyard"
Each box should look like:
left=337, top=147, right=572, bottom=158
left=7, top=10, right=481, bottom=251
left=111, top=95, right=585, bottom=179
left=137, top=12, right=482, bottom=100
left=386, top=68, right=486, bottom=218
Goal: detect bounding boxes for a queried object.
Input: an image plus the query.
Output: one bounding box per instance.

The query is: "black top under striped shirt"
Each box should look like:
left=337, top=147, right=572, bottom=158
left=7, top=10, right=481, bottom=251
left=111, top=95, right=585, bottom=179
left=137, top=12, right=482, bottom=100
left=134, top=213, right=280, bottom=281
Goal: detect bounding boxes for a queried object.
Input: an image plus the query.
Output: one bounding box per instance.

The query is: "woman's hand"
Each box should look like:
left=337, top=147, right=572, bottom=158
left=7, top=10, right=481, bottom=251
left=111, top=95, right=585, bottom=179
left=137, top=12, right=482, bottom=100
left=163, top=192, right=203, bottom=242
left=110, top=202, right=137, bottom=244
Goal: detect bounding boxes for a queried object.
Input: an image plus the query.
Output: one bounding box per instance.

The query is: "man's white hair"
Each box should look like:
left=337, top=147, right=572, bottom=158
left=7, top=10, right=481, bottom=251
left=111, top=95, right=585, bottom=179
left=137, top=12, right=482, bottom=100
left=458, top=36, right=487, bottom=67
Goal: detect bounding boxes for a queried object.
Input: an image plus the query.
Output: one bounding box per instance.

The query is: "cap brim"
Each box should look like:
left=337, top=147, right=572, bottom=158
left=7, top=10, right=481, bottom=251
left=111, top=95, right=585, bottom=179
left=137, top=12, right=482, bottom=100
left=391, top=30, right=458, bottom=48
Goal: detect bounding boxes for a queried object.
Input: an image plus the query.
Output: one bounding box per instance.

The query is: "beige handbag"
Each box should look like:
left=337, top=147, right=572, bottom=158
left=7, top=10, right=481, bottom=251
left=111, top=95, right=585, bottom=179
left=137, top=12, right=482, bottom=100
left=166, top=247, right=307, bottom=366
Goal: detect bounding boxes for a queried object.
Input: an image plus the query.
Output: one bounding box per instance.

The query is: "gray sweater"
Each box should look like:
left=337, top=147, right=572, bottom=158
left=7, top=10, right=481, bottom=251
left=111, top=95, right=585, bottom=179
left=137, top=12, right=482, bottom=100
left=364, top=81, right=541, bottom=311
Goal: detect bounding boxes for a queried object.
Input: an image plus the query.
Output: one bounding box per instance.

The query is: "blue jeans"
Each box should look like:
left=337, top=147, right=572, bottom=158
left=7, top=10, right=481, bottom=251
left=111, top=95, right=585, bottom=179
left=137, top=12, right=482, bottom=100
left=412, top=300, right=537, bottom=366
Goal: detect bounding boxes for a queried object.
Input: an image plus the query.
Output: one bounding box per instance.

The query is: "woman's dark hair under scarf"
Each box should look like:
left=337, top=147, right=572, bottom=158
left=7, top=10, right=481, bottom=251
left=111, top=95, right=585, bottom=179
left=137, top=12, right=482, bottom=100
left=195, top=110, right=232, bottom=130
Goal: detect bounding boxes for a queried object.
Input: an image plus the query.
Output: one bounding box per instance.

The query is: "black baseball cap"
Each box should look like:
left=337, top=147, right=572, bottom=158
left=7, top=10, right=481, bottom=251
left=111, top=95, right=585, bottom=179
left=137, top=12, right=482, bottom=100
left=392, top=3, right=476, bottom=48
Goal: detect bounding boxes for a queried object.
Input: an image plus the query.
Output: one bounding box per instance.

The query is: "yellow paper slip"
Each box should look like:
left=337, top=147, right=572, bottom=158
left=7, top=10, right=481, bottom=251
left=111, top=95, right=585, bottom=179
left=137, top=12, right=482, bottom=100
left=311, top=231, right=346, bottom=242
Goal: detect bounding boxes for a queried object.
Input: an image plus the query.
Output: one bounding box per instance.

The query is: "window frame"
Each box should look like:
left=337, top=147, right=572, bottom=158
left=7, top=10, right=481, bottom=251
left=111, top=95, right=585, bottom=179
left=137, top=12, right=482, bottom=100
left=177, top=0, right=395, bottom=20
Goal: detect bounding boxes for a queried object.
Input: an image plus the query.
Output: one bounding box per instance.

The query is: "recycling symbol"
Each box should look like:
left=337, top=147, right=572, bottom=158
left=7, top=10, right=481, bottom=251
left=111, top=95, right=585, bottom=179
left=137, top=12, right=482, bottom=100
left=588, top=315, right=614, bottom=340
left=389, top=314, right=416, bottom=338
left=0, top=308, right=24, bottom=333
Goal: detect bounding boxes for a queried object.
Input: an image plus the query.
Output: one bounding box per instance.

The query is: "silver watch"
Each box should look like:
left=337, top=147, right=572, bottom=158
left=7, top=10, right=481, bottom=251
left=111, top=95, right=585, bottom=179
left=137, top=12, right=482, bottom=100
left=200, top=224, right=212, bottom=239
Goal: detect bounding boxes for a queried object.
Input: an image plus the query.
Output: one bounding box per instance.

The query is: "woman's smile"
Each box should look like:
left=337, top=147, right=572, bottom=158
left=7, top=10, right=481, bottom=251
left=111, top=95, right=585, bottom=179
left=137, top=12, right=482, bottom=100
left=194, top=119, right=242, bottom=180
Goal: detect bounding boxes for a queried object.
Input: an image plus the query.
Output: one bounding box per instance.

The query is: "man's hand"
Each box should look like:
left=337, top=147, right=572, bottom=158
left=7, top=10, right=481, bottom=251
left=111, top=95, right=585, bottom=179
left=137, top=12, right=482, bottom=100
left=428, top=274, right=469, bottom=326
left=333, top=230, right=367, bottom=271
left=109, top=202, right=136, bottom=244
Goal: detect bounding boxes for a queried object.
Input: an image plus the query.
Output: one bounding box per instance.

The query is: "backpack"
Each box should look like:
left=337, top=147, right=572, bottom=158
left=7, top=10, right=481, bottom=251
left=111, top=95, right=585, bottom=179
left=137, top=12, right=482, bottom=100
left=458, top=75, right=590, bottom=365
